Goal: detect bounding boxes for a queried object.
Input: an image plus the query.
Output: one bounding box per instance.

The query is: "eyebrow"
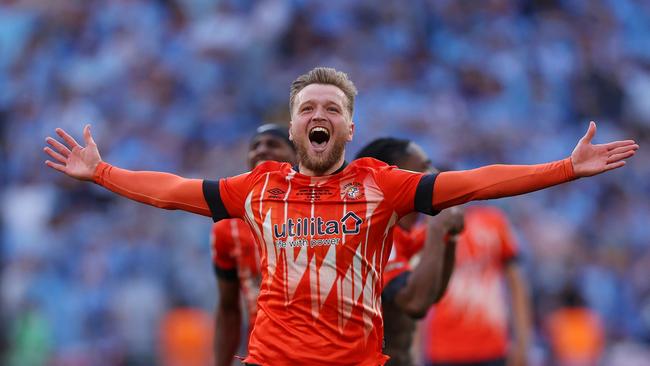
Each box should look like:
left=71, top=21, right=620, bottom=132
left=298, top=97, right=344, bottom=107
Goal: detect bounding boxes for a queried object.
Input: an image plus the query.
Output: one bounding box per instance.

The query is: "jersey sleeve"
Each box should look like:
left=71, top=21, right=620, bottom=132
left=432, top=158, right=575, bottom=211
left=93, top=162, right=211, bottom=216
left=203, top=172, right=254, bottom=222
left=375, top=166, right=439, bottom=217
left=381, top=270, right=411, bottom=304
left=408, top=224, right=427, bottom=258
left=383, top=239, right=412, bottom=289
left=210, top=221, right=239, bottom=281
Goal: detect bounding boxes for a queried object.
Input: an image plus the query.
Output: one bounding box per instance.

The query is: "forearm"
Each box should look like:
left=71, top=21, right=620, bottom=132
left=395, top=277, right=433, bottom=319
left=93, top=162, right=211, bottom=216
left=433, top=237, right=457, bottom=303
left=433, top=158, right=575, bottom=210
left=214, top=306, right=242, bottom=366
left=395, top=224, right=447, bottom=318
left=507, top=264, right=532, bottom=360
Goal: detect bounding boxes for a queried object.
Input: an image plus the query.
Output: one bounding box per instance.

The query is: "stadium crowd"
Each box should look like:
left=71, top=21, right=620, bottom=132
left=1, top=0, right=649, bottom=364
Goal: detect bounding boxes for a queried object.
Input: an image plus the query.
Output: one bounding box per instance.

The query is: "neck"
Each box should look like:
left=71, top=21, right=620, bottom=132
left=299, top=154, right=346, bottom=176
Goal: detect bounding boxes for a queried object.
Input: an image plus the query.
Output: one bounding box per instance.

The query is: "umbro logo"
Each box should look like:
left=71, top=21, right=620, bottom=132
left=268, top=188, right=286, bottom=196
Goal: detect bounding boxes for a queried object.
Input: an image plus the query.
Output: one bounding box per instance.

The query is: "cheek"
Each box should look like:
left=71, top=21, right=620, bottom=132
left=290, top=120, right=307, bottom=138
left=282, top=148, right=295, bottom=159
left=337, top=120, right=353, bottom=139
left=270, top=147, right=284, bottom=156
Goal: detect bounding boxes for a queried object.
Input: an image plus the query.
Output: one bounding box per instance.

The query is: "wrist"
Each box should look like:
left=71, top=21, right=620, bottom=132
left=92, top=161, right=109, bottom=184
left=564, top=157, right=577, bottom=179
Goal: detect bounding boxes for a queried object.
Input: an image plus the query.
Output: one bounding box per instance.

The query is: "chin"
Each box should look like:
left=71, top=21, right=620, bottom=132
left=296, top=138, right=345, bottom=174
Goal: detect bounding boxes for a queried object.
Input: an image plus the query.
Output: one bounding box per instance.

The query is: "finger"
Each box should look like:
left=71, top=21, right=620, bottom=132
left=55, top=128, right=81, bottom=149
left=46, top=137, right=71, bottom=157
left=603, top=161, right=626, bottom=172
left=600, top=140, right=637, bottom=151
left=607, top=150, right=636, bottom=164
left=43, top=147, right=67, bottom=164
left=608, top=144, right=639, bottom=156
left=580, top=121, right=597, bottom=143
left=83, top=124, right=96, bottom=146
left=45, top=160, right=67, bottom=173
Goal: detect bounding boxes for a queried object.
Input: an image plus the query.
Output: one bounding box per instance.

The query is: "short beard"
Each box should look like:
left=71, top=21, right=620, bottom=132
left=296, top=138, right=346, bottom=175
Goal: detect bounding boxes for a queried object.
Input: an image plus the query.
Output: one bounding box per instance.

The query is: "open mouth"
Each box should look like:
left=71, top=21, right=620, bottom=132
left=309, top=126, right=330, bottom=150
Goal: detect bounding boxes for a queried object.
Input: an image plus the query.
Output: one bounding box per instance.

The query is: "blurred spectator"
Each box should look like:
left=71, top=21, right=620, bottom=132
left=545, top=285, right=605, bottom=366
left=158, top=305, right=213, bottom=366
left=5, top=301, right=51, bottom=366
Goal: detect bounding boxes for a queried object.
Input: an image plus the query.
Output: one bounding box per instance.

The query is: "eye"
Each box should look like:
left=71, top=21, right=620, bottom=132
left=301, top=106, right=313, bottom=113
left=327, top=106, right=340, bottom=113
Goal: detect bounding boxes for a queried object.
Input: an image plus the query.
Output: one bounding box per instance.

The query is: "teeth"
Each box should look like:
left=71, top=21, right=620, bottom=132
left=310, top=127, right=329, bottom=136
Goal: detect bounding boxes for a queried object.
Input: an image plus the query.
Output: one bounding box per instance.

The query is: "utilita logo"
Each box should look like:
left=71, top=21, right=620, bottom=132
left=273, top=212, right=363, bottom=238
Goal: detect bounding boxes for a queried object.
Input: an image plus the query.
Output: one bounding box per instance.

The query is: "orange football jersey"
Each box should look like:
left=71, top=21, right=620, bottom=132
left=382, top=223, right=427, bottom=287
left=211, top=219, right=262, bottom=328
left=204, top=158, right=437, bottom=366
left=546, top=307, right=605, bottom=364
left=424, top=205, right=518, bottom=362
left=93, top=155, right=574, bottom=365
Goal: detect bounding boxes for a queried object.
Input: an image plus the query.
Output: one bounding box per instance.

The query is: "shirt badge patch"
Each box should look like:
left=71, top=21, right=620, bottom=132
left=342, top=182, right=363, bottom=200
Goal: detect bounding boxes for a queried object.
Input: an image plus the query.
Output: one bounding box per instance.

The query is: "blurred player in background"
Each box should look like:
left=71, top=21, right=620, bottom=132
left=355, top=137, right=464, bottom=366
left=159, top=306, right=213, bottom=366
left=423, top=205, right=531, bottom=366
left=43, top=67, right=638, bottom=365
left=545, top=284, right=604, bottom=366
left=210, top=124, right=296, bottom=366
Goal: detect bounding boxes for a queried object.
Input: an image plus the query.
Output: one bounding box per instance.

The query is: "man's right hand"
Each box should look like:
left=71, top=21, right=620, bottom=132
left=44, top=124, right=102, bottom=181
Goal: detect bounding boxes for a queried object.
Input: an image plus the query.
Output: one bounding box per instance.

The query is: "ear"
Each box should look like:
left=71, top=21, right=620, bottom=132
left=346, top=121, right=355, bottom=142
left=288, top=120, right=294, bottom=141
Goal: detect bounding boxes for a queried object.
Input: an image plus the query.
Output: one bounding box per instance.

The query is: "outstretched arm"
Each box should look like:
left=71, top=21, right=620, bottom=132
left=44, top=125, right=211, bottom=216
left=395, top=208, right=463, bottom=319
left=433, top=122, right=638, bottom=210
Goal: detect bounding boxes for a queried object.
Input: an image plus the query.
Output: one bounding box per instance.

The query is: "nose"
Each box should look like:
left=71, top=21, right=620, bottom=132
left=311, top=106, right=327, bottom=121
left=255, top=142, right=270, bottom=155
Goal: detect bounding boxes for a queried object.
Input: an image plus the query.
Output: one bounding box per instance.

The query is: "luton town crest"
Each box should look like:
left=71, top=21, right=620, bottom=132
left=341, top=182, right=363, bottom=200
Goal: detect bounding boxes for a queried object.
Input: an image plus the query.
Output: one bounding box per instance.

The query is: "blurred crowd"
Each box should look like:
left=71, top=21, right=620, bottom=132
left=1, top=0, right=650, bottom=364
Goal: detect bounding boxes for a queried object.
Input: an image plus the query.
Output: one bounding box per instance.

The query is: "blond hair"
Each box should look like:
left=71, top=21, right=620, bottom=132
left=289, top=67, right=358, bottom=118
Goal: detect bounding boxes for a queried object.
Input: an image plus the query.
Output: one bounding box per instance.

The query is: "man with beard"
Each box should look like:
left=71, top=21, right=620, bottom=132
left=44, top=67, right=638, bottom=365
left=211, top=124, right=296, bottom=366
left=355, top=137, right=464, bottom=366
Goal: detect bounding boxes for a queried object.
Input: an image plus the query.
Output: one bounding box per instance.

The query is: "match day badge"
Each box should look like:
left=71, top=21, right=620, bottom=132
left=341, top=182, right=363, bottom=200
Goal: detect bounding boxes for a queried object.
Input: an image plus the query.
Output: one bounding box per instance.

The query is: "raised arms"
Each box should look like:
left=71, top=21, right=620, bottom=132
left=44, top=126, right=211, bottom=216
left=432, top=122, right=638, bottom=211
